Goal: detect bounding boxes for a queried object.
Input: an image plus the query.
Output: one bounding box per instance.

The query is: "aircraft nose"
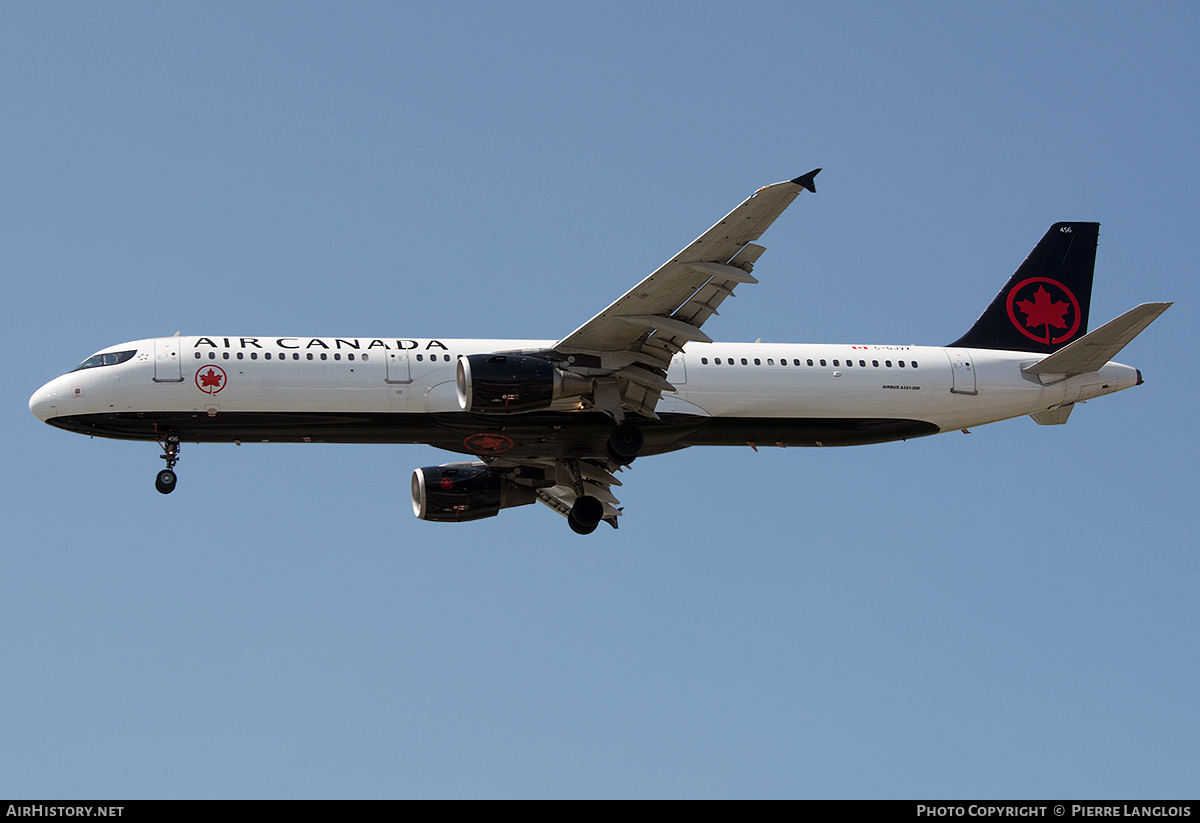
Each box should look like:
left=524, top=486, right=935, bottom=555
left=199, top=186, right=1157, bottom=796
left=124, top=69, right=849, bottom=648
left=29, top=382, right=58, bottom=422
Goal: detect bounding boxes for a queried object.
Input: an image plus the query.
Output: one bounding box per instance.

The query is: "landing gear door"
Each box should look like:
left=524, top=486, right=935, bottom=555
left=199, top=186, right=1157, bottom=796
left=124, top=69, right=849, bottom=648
left=153, top=338, right=183, bottom=383
left=946, top=348, right=977, bottom=395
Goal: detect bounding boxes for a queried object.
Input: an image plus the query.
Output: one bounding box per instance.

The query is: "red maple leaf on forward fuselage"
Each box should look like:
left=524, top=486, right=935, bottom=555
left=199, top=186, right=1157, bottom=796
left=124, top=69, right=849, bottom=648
left=1016, top=286, right=1070, bottom=332
left=199, top=368, right=223, bottom=389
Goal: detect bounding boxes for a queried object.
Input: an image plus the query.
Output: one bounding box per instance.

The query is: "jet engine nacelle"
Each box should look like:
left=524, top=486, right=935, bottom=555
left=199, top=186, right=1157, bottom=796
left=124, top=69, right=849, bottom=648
left=456, top=354, right=592, bottom=414
left=411, top=463, right=537, bottom=522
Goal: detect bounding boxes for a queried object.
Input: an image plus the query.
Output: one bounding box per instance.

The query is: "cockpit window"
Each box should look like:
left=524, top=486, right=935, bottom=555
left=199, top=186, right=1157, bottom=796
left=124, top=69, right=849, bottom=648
left=72, top=350, right=137, bottom=371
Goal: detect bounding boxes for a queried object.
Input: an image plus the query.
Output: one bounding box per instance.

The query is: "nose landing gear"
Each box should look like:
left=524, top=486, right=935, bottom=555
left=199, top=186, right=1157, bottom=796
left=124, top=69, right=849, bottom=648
left=155, top=435, right=180, bottom=494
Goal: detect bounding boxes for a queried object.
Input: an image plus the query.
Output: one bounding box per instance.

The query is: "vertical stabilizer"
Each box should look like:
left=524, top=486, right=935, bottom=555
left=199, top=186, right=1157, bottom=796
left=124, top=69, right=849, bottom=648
left=950, top=222, right=1098, bottom=353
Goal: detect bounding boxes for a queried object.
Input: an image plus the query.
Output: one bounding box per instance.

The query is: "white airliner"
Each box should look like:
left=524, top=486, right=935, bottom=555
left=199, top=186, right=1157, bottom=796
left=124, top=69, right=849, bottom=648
left=30, top=170, right=1170, bottom=534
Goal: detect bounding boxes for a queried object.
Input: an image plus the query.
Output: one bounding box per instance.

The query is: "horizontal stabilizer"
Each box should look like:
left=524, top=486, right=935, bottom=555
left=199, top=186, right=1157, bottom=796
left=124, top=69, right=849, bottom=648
left=1023, top=302, right=1172, bottom=377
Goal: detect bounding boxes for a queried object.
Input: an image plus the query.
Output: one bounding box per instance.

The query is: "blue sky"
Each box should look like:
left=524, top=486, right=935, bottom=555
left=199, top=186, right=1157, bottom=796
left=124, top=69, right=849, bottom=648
left=3, top=2, right=1197, bottom=798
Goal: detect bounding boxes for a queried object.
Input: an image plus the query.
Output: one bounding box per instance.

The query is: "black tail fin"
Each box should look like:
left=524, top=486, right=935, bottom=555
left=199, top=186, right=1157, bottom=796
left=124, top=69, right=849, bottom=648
left=950, top=222, right=1098, bottom=353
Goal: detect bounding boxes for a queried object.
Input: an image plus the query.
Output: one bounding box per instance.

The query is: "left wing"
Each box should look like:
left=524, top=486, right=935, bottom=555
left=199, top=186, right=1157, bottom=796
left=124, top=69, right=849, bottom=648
left=549, top=170, right=820, bottom=419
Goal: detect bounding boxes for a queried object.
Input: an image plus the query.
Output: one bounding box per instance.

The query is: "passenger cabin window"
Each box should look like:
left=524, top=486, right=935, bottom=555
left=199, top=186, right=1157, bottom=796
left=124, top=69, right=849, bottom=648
left=73, top=350, right=137, bottom=371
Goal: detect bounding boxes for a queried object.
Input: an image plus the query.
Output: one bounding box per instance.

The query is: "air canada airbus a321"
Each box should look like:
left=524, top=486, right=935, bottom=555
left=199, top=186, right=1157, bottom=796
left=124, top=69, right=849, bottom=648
left=30, top=170, right=1170, bottom=534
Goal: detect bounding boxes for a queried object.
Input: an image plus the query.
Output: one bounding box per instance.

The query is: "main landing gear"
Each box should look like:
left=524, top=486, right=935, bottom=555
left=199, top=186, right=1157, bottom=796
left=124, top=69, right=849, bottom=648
left=155, top=434, right=180, bottom=494
left=566, top=423, right=644, bottom=534
left=606, top=422, right=643, bottom=466
left=568, top=495, right=604, bottom=535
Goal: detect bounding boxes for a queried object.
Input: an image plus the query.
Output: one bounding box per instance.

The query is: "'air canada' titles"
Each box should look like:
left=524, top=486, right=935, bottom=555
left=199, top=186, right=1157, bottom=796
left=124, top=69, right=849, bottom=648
left=192, top=337, right=450, bottom=351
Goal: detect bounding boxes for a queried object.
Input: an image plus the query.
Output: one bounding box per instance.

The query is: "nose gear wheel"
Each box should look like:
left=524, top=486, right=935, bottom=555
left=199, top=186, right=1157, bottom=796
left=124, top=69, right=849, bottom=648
left=155, top=434, right=181, bottom=495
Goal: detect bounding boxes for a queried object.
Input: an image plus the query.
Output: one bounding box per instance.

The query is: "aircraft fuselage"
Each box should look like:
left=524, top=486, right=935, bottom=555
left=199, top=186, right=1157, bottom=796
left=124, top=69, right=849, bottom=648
left=30, top=335, right=1140, bottom=460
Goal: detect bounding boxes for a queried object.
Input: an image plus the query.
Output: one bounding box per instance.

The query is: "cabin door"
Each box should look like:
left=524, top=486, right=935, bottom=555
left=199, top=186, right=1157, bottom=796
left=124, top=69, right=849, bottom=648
left=153, top=338, right=183, bottom=383
left=946, top=348, right=977, bottom=395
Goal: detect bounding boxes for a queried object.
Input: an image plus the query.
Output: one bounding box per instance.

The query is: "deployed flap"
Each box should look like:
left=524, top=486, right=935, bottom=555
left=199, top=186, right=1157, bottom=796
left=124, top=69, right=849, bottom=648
left=1024, top=302, right=1172, bottom=377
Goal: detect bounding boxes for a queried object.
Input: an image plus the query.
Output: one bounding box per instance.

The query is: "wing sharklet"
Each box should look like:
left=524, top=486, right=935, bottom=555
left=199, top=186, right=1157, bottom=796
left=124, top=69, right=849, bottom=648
left=792, top=168, right=821, bottom=193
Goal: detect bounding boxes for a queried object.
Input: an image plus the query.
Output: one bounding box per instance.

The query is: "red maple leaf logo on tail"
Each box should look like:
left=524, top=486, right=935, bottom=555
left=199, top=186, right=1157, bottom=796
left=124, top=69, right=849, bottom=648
left=1016, top=286, right=1071, bottom=340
